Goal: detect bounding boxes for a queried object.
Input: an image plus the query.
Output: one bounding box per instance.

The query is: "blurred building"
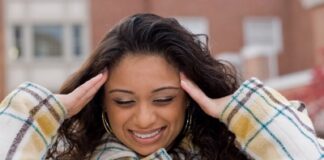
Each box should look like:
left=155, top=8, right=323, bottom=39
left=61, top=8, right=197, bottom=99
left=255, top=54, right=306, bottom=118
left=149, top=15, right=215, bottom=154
left=1, top=0, right=321, bottom=92
left=1, top=0, right=324, bottom=133
left=90, top=1, right=323, bottom=93
left=0, top=0, right=5, bottom=99
left=89, top=2, right=324, bottom=137
left=0, top=0, right=4, bottom=99
left=90, top=0, right=314, bottom=78
left=2, top=0, right=90, bottom=94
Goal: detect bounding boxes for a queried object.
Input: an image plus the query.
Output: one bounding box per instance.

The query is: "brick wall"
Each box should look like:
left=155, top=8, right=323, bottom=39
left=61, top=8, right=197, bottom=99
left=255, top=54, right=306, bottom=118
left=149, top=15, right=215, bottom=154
left=90, top=0, right=147, bottom=49
left=90, top=0, right=315, bottom=77
left=278, top=0, right=314, bottom=75
left=310, top=6, right=324, bottom=65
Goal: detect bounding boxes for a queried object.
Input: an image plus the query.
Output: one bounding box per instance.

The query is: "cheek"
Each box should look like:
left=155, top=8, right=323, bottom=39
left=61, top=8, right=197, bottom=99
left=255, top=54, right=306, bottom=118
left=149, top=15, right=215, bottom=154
left=105, top=103, right=130, bottom=133
left=162, top=100, right=187, bottom=131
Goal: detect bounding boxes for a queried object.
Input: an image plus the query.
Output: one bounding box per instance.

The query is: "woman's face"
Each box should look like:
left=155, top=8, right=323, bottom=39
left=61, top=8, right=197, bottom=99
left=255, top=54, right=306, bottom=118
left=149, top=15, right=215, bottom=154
left=104, top=54, right=187, bottom=156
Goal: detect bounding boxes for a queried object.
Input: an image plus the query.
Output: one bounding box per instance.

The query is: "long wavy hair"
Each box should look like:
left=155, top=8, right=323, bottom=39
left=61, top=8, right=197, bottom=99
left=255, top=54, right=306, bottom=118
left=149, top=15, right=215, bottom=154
left=47, top=13, right=249, bottom=159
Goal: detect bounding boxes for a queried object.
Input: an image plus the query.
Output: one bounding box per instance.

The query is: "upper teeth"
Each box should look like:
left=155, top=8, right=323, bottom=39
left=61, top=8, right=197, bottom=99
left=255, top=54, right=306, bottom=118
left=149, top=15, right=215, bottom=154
left=133, top=129, right=161, bottom=139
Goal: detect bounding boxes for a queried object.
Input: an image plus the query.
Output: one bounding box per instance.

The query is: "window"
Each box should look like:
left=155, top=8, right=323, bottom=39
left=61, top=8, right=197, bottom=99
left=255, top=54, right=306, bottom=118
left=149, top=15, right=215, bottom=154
left=5, top=0, right=89, bottom=92
left=11, top=25, right=23, bottom=60
left=176, top=17, right=209, bottom=44
left=9, top=24, right=86, bottom=60
left=243, top=17, right=283, bottom=53
left=33, top=25, right=63, bottom=58
left=242, top=17, right=283, bottom=79
left=300, top=0, right=324, bottom=9
left=72, top=24, right=83, bottom=56
left=6, top=0, right=89, bottom=61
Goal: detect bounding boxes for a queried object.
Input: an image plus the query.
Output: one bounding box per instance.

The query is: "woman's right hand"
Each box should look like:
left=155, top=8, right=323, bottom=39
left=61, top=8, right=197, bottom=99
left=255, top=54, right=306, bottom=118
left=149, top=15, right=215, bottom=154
left=55, top=69, right=108, bottom=118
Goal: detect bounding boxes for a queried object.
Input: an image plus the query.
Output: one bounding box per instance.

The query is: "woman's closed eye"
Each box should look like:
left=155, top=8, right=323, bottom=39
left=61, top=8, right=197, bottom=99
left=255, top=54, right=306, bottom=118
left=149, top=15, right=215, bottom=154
left=153, top=97, right=175, bottom=105
left=114, top=99, right=135, bottom=106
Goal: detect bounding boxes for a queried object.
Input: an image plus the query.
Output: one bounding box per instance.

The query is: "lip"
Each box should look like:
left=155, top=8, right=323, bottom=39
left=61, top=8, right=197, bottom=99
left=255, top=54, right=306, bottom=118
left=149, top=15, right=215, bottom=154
left=129, top=127, right=166, bottom=145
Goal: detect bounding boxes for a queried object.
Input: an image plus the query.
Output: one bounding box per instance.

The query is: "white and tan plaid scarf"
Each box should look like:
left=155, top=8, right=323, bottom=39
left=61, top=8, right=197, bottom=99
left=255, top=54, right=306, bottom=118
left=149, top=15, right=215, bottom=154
left=0, top=79, right=323, bottom=159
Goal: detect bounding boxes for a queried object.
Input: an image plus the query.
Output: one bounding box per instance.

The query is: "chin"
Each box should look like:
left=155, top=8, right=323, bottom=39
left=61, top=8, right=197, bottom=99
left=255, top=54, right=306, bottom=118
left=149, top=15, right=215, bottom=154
left=138, top=150, right=151, bottom=156
left=135, top=147, right=160, bottom=157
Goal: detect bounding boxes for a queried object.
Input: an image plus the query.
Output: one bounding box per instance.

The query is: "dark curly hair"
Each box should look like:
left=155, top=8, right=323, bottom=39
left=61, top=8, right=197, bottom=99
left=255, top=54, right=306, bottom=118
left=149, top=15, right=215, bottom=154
left=46, top=13, right=249, bottom=159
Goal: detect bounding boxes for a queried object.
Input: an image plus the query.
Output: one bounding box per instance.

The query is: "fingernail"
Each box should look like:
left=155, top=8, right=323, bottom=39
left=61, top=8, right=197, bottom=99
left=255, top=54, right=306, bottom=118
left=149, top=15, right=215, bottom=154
left=97, top=72, right=104, bottom=77
left=92, top=73, right=103, bottom=81
left=181, top=80, right=188, bottom=87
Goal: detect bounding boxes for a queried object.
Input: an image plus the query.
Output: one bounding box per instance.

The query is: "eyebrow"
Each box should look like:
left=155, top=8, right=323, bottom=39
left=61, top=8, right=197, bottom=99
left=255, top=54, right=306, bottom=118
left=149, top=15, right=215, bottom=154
left=152, top=86, right=180, bottom=93
left=108, top=86, right=180, bottom=94
left=108, top=89, right=134, bottom=94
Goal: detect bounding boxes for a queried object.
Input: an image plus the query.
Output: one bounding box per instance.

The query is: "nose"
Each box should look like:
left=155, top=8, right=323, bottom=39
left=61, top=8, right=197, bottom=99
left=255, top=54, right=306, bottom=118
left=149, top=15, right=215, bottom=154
left=133, top=102, right=157, bottom=129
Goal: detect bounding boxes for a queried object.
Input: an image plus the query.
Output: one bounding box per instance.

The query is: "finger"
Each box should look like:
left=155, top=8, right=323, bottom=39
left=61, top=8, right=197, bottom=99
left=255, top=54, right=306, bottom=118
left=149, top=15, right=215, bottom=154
left=180, top=73, right=217, bottom=117
left=81, top=69, right=108, bottom=101
left=70, top=69, right=108, bottom=108
left=71, top=72, right=103, bottom=99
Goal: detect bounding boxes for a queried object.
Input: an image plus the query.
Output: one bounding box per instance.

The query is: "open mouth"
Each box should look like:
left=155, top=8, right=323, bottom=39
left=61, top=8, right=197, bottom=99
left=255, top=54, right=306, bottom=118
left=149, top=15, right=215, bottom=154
left=129, top=127, right=166, bottom=144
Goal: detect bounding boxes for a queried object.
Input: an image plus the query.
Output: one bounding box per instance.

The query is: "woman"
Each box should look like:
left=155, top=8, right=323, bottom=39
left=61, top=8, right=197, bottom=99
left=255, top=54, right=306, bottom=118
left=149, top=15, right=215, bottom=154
left=0, top=13, right=322, bottom=160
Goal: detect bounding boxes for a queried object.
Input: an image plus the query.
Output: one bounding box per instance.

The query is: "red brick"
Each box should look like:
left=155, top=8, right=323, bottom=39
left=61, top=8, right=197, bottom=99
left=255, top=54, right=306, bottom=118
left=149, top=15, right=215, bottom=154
left=90, top=0, right=316, bottom=76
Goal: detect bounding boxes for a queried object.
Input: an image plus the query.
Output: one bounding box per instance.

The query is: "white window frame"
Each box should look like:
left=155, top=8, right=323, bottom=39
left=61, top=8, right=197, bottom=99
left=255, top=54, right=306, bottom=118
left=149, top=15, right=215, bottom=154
left=299, top=0, right=324, bottom=9
left=4, top=0, right=90, bottom=64
left=243, top=17, right=283, bottom=53
left=242, top=17, right=283, bottom=79
left=4, top=0, right=90, bottom=92
left=175, top=16, right=209, bottom=44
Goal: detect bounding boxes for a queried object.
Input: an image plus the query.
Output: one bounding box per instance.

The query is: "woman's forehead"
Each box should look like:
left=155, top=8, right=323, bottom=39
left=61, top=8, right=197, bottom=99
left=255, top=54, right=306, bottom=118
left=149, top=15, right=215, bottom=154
left=110, top=54, right=177, bottom=74
left=106, top=54, right=180, bottom=91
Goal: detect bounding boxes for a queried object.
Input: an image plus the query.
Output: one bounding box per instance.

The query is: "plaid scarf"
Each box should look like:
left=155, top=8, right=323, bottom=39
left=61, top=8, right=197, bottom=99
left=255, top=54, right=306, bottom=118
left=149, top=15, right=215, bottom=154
left=91, top=134, right=198, bottom=159
left=0, top=78, right=323, bottom=159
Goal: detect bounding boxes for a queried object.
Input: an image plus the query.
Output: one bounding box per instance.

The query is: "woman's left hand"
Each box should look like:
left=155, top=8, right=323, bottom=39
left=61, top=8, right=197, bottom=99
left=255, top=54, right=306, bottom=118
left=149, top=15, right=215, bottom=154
left=180, top=73, right=232, bottom=119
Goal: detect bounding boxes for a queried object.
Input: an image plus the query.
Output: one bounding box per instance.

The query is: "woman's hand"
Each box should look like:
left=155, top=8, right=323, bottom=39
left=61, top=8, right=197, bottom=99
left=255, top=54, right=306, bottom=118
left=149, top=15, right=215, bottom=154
left=55, top=69, right=108, bottom=118
left=180, top=73, right=232, bottom=118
